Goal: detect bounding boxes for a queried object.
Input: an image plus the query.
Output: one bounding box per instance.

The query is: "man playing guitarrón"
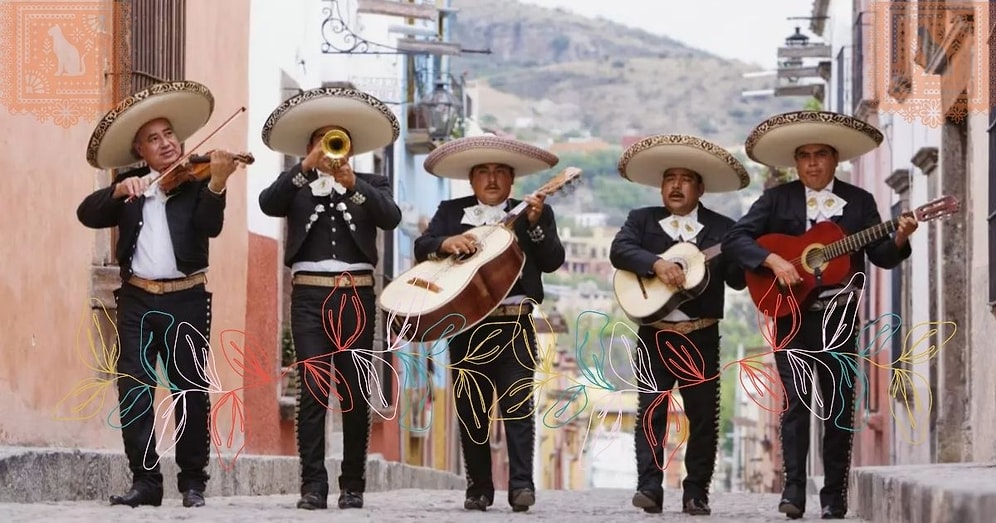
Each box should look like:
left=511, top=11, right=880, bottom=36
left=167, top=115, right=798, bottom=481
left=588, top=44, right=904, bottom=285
left=610, top=134, right=749, bottom=516
left=723, top=111, right=918, bottom=520
left=413, top=135, right=564, bottom=512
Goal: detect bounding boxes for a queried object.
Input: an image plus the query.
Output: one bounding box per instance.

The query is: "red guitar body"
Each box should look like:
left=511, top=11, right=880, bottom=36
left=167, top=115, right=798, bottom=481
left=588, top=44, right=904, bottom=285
left=745, top=221, right=852, bottom=318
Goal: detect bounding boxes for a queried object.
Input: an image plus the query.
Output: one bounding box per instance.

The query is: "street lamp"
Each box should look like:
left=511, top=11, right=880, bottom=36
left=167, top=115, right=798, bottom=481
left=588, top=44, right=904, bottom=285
left=784, top=26, right=809, bottom=47
left=417, top=79, right=461, bottom=141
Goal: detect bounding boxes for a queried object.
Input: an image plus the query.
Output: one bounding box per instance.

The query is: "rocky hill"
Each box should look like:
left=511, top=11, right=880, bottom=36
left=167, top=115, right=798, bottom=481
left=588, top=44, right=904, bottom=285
left=449, top=0, right=803, bottom=147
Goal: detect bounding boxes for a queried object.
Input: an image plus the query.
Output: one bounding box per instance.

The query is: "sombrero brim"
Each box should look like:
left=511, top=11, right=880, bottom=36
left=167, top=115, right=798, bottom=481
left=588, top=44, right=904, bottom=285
left=261, top=87, right=399, bottom=157
left=423, top=136, right=559, bottom=180
left=618, top=134, right=750, bottom=192
left=745, top=111, right=883, bottom=168
left=86, top=81, right=214, bottom=169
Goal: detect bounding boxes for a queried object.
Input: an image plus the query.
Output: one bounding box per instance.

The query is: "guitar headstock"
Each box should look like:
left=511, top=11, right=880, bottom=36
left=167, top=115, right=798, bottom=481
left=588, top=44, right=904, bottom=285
left=913, top=195, right=961, bottom=222
left=536, top=167, right=583, bottom=198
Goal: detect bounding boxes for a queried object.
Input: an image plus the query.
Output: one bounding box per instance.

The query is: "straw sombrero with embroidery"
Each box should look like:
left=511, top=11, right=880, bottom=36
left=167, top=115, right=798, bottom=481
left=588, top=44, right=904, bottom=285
left=617, top=134, right=749, bottom=192
left=745, top=110, right=883, bottom=168
left=423, top=135, right=559, bottom=179
left=86, top=81, right=214, bottom=169
left=262, top=86, right=399, bottom=157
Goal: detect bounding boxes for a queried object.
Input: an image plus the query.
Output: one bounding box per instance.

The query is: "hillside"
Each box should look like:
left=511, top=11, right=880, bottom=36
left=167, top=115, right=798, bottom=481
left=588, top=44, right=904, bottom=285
left=450, top=0, right=802, bottom=147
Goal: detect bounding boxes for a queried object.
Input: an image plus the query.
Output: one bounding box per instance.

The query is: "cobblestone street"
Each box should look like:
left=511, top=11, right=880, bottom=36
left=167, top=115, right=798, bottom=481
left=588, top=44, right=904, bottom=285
left=0, top=488, right=868, bottom=522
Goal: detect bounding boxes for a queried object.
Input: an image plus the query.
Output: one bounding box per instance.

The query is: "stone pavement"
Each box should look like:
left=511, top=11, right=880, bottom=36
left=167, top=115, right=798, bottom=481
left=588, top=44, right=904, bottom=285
left=0, top=488, right=870, bottom=522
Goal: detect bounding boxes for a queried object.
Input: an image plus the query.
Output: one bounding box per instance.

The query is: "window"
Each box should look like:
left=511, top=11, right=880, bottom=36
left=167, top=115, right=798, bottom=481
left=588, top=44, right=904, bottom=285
left=835, top=47, right=846, bottom=114
left=125, top=0, right=186, bottom=94
left=888, top=0, right=912, bottom=101
left=852, top=11, right=865, bottom=113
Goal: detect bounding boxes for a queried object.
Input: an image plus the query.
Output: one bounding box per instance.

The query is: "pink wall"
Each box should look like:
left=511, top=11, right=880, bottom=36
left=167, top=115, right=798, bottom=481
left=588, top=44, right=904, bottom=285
left=0, top=0, right=252, bottom=456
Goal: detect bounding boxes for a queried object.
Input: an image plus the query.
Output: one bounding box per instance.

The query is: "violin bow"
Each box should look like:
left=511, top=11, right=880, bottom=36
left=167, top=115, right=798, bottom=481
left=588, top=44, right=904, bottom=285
left=125, top=106, right=247, bottom=202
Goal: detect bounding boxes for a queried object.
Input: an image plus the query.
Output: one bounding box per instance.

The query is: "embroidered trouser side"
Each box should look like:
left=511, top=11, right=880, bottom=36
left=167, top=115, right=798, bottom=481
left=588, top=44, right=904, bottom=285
left=114, top=283, right=212, bottom=493
left=291, top=284, right=375, bottom=495
left=448, top=315, right=538, bottom=502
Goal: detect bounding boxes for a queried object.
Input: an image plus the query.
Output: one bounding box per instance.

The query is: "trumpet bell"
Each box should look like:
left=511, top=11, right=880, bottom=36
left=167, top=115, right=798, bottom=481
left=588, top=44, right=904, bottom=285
left=320, top=129, right=351, bottom=160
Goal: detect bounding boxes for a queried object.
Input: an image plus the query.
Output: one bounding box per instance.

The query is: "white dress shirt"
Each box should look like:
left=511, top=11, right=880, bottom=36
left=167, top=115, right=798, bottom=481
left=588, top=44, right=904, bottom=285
left=659, top=205, right=703, bottom=322
left=131, top=174, right=185, bottom=280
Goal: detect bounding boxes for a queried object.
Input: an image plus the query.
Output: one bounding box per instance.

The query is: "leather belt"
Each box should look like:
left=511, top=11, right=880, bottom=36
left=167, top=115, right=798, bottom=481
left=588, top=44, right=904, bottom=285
left=128, top=273, right=207, bottom=295
left=649, top=317, right=718, bottom=335
left=292, top=273, right=375, bottom=288
left=489, top=304, right=534, bottom=317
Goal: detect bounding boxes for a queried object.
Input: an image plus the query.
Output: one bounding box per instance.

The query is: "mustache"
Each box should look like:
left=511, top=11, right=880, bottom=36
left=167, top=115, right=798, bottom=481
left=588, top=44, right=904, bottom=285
left=668, top=191, right=685, bottom=197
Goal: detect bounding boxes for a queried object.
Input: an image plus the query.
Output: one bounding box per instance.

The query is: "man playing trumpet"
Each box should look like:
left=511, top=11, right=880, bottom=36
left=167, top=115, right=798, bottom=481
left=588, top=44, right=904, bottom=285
left=259, top=87, right=402, bottom=511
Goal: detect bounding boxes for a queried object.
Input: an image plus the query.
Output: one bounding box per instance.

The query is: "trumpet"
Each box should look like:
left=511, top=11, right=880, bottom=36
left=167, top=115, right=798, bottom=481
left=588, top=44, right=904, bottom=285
left=320, top=129, right=351, bottom=169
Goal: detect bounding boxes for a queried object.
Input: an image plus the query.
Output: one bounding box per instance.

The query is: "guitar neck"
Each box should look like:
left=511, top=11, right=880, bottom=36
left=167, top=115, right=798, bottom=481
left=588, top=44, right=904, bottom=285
left=824, top=217, right=900, bottom=259
left=499, top=200, right=529, bottom=227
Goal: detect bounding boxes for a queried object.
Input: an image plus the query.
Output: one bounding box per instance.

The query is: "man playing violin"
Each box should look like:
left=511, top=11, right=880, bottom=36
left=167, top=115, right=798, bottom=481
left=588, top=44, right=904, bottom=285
left=723, top=111, right=917, bottom=520
left=77, top=81, right=240, bottom=509
left=610, top=134, right=749, bottom=516
left=259, top=87, right=402, bottom=511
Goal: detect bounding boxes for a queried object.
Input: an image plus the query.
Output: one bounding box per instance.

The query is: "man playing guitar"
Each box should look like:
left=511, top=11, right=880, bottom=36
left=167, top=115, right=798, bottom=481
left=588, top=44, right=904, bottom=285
left=723, top=111, right=918, bottom=520
left=413, top=135, right=564, bottom=513
left=610, top=134, right=750, bottom=516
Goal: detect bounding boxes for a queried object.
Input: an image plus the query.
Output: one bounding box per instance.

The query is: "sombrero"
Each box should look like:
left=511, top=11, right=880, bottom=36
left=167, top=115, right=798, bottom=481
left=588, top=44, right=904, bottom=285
left=745, top=110, right=883, bottom=168
left=86, top=81, right=214, bottom=169
left=261, top=87, right=399, bottom=157
left=617, top=134, right=750, bottom=192
left=423, top=135, right=559, bottom=179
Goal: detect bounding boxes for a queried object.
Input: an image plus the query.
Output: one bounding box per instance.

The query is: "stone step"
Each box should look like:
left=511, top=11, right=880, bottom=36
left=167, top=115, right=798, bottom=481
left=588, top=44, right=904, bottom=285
left=852, top=463, right=996, bottom=523
left=0, top=446, right=463, bottom=503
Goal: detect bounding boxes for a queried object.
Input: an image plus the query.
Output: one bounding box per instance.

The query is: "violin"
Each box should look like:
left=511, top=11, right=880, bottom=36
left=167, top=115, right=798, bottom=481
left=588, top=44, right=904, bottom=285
left=158, top=150, right=255, bottom=193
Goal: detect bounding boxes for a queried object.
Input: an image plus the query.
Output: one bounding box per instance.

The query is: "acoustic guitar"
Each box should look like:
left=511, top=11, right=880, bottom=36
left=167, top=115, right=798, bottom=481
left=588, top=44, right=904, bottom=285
left=378, top=167, right=582, bottom=342
left=745, top=195, right=960, bottom=318
left=612, top=242, right=722, bottom=325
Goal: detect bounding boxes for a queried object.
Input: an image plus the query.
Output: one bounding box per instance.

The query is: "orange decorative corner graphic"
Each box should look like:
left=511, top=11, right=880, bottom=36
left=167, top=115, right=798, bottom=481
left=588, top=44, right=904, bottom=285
left=0, top=1, right=119, bottom=128
left=868, top=1, right=990, bottom=127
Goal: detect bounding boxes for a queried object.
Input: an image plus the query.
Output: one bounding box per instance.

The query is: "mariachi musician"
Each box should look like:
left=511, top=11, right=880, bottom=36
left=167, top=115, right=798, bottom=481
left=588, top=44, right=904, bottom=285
left=77, top=81, right=245, bottom=508
left=610, top=134, right=749, bottom=516
left=413, top=135, right=564, bottom=512
left=723, top=110, right=918, bottom=520
left=259, top=87, right=402, bottom=511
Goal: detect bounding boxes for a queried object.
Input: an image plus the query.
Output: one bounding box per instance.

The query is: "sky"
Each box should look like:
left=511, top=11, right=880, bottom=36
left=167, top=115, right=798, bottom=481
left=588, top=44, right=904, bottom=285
left=517, top=0, right=811, bottom=70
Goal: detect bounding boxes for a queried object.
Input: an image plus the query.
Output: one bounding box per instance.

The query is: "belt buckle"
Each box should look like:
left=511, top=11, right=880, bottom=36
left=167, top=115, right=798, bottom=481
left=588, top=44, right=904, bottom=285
left=149, top=280, right=164, bottom=294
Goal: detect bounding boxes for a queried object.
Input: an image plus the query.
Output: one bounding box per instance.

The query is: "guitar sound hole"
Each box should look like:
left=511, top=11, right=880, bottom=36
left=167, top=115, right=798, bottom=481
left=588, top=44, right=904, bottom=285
left=805, top=249, right=826, bottom=268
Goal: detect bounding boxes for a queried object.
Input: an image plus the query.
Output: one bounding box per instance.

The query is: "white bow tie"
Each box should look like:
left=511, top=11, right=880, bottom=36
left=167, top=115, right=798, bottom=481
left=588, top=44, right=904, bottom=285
left=659, top=213, right=703, bottom=242
left=310, top=172, right=346, bottom=197
left=806, top=188, right=846, bottom=222
left=461, top=203, right=506, bottom=226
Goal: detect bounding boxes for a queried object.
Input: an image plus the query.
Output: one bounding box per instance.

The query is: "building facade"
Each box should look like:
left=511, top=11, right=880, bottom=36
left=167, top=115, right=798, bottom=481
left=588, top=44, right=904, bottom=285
left=809, top=0, right=996, bottom=468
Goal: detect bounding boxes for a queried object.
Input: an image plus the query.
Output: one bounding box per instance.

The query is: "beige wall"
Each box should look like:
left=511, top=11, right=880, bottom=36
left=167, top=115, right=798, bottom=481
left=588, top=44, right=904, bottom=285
left=0, top=0, right=251, bottom=454
left=967, top=113, right=996, bottom=462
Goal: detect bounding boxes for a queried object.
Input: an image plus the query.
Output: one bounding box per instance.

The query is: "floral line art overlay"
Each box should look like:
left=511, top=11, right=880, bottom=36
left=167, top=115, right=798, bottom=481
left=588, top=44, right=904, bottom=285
left=57, top=272, right=955, bottom=472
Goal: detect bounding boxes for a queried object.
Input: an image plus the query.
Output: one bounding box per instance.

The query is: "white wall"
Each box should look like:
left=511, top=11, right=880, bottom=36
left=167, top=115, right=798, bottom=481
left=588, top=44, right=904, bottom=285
left=247, top=0, right=325, bottom=239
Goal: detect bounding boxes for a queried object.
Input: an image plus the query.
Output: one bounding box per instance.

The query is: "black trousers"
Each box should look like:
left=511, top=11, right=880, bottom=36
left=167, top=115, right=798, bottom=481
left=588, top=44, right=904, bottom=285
left=291, top=283, right=375, bottom=496
left=634, top=323, right=721, bottom=503
left=114, top=282, right=212, bottom=493
left=774, top=300, right=859, bottom=509
left=448, top=314, right=537, bottom=503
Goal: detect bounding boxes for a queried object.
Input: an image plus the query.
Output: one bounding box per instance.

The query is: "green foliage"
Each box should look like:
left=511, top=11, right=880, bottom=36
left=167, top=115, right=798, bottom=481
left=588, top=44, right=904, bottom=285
left=804, top=97, right=824, bottom=111
left=281, top=322, right=295, bottom=367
